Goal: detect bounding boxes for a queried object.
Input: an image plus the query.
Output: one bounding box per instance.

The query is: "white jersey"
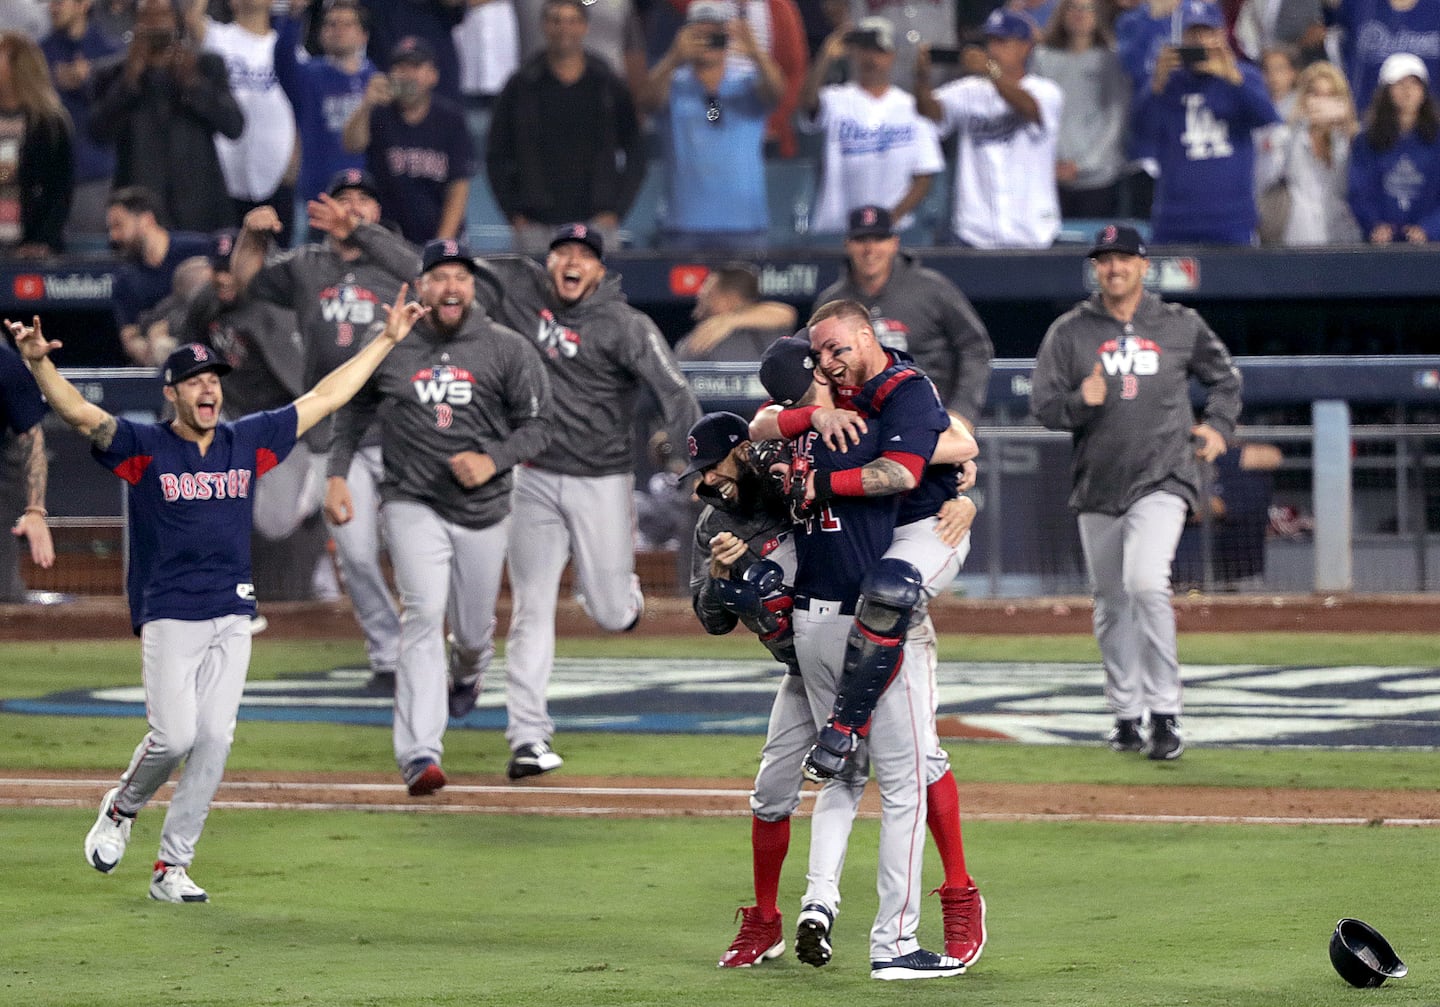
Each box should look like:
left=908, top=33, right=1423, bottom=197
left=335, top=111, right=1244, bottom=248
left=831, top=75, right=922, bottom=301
left=804, top=83, right=944, bottom=234
left=933, top=73, right=1063, bottom=249
left=204, top=18, right=296, bottom=200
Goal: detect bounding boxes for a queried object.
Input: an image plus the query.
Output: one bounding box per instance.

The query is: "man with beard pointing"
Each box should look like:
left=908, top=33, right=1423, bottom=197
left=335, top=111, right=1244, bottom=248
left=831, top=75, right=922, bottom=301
left=327, top=238, right=554, bottom=795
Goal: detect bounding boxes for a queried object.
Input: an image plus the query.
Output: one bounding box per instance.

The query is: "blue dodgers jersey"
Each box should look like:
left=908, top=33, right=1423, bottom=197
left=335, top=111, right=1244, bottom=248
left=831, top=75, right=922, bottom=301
left=791, top=424, right=900, bottom=605
left=94, top=405, right=298, bottom=633
left=843, top=355, right=953, bottom=526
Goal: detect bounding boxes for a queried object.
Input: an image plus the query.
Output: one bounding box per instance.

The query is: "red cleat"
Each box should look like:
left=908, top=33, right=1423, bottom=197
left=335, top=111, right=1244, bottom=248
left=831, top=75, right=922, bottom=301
left=717, top=906, right=784, bottom=968
left=936, top=884, right=987, bottom=967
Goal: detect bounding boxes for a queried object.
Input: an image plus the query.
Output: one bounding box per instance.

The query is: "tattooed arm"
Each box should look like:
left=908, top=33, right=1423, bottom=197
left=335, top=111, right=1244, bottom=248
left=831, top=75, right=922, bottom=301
left=11, top=425, right=54, bottom=568
left=6, top=317, right=117, bottom=449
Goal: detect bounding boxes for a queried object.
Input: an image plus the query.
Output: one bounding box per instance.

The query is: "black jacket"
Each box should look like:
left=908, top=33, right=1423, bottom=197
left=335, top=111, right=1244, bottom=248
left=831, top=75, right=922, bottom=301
left=485, top=51, right=646, bottom=222
left=16, top=112, right=73, bottom=252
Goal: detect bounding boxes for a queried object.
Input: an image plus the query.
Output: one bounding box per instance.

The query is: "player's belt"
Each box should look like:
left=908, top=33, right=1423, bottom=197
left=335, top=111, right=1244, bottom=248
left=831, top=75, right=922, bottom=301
left=792, top=594, right=857, bottom=616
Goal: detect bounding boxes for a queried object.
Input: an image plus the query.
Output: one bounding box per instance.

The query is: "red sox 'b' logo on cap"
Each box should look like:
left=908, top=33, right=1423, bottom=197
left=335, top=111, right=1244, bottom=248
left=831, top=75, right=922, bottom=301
left=860, top=208, right=879, bottom=227
left=1101, top=225, right=1117, bottom=243
left=442, top=239, right=458, bottom=256
left=192, top=344, right=210, bottom=361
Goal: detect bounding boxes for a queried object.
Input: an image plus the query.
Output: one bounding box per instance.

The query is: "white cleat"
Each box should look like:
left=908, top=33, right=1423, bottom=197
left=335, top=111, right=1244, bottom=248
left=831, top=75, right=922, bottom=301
left=83, top=787, right=131, bottom=874
left=149, top=863, right=209, bottom=903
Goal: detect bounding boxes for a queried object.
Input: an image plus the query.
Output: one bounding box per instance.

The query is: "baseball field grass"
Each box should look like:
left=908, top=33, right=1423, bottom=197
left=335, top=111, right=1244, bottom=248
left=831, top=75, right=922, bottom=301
left=1, top=632, right=1437, bottom=1006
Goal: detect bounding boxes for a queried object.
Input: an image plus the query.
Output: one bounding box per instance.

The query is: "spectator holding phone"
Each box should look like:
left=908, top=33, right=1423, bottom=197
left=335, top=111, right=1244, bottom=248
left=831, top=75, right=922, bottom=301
left=1347, top=52, right=1440, bottom=244
left=1032, top=0, right=1131, bottom=218
left=798, top=15, right=943, bottom=235
left=1257, top=59, right=1361, bottom=245
left=640, top=0, right=784, bottom=249
left=1132, top=0, right=1277, bottom=243
left=89, top=0, right=243, bottom=233
left=917, top=7, right=1064, bottom=248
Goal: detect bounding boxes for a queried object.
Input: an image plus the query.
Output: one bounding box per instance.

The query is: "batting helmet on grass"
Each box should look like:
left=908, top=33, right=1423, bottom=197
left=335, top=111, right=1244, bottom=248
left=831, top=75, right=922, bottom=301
left=1328, top=918, right=1408, bottom=987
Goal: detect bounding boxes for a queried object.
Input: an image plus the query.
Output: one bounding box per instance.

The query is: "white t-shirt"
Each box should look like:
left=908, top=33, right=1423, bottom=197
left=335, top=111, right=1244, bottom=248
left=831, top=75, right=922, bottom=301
left=204, top=18, right=296, bottom=201
left=933, top=73, right=1063, bottom=249
left=804, top=83, right=943, bottom=234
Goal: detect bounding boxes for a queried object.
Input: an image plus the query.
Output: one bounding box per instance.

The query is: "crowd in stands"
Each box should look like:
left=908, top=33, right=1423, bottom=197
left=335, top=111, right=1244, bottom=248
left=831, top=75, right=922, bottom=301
left=0, top=0, right=1436, bottom=289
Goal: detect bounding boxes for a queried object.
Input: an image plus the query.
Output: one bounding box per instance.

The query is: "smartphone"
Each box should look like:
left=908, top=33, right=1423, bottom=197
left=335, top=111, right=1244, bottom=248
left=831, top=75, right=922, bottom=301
left=1176, top=45, right=1207, bottom=67
left=929, top=46, right=964, bottom=65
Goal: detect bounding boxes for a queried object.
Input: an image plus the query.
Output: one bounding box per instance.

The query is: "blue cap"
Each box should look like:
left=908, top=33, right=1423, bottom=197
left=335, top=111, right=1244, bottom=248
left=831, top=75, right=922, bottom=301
left=549, top=222, right=604, bottom=261
left=163, top=342, right=231, bottom=385
left=421, top=237, right=478, bottom=274
left=682, top=412, right=751, bottom=476
left=758, top=335, right=816, bottom=407
left=982, top=7, right=1038, bottom=40
left=1179, top=0, right=1223, bottom=31
left=327, top=167, right=380, bottom=200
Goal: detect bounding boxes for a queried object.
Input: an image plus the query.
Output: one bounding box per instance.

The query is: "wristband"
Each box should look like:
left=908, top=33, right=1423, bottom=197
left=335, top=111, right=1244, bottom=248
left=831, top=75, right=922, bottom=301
left=818, top=468, right=865, bottom=498
left=777, top=405, right=819, bottom=439
left=22, top=506, right=46, bottom=517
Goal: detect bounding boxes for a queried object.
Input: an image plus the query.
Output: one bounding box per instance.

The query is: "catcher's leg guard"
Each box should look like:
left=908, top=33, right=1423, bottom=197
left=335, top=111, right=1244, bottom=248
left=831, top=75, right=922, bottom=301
left=803, top=560, right=923, bottom=781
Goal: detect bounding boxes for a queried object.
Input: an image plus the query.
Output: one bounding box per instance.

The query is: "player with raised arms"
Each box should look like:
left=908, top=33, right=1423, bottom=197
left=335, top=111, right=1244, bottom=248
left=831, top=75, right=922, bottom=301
left=10, top=287, right=424, bottom=903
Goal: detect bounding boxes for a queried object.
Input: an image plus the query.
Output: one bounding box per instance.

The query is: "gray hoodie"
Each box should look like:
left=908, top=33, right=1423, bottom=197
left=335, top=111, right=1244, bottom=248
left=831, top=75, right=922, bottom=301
left=1030, top=291, right=1242, bottom=515
left=816, top=251, right=993, bottom=425
left=475, top=256, right=701, bottom=477
left=328, top=310, right=553, bottom=530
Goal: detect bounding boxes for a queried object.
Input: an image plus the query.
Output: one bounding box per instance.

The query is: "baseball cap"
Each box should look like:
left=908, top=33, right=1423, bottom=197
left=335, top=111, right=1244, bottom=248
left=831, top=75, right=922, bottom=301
left=1379, top=52, right=1429, bottom=88
left=847, top=204, right=894, bottom=240
left=421, top=237, right=479, bottom=275
left=1178, top=0, right=1223, bottom=31
left=758, top=334, right=816, bottom=407
left=163, top=342, right=232, bottom=386
left=982, top=7, right=1038, bottom=40
left=548, top=222, right=604, bottom=261
left=844, top=16, right=895, bottom=52
left=1088, top=223, right=1148, bottom=258
left=682, top=411, right=751, bottom=476
left=389, top=35, right=435, bottom=66
left=687, top=0, right=736, bottom=23
left=209, top=229, right=237, bottom=271
left=327, top=167, right=380, bottom=200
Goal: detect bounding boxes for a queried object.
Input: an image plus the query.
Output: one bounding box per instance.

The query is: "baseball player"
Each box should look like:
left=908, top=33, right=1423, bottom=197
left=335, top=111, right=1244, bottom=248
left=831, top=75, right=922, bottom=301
left=752, top=325, right=987, bottom=972
left=1030, top=224, right=1242, bottom=760
left=815, top=205, right=993, bottom=431
left=473, top=223, right=701, bottom=779
left=232, top=167, right=421, bottom=692
left=915, top=9, right=1064, bottom=249
left=11, top=291, right=422, bottom=902
left=327, top=239, right=553, bottom=795
left=687, top=406, right=984, bottom=972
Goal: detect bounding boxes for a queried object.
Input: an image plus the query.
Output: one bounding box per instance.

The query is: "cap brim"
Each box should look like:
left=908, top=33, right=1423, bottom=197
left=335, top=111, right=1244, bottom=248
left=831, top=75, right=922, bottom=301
left=424, top=255, right=479, bottom=274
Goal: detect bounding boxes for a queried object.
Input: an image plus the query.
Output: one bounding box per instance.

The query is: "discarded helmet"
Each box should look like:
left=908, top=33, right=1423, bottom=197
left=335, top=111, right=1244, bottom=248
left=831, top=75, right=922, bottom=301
left=1329, top=919, right=1408, bottom=988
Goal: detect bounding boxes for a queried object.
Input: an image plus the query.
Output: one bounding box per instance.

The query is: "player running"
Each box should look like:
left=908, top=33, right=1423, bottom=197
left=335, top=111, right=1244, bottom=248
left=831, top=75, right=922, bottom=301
left=10, top=288, right=424, bottom=903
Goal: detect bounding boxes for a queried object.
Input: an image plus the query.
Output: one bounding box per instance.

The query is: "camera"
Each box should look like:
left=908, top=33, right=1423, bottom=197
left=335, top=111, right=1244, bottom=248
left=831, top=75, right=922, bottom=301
left=705, top=30, right=728, bottom=48
left=1176, top=45, right=1208, bottom=67
left=844, top=29, right=883, bottom=48
left=928, top=46, right=964, bottom=65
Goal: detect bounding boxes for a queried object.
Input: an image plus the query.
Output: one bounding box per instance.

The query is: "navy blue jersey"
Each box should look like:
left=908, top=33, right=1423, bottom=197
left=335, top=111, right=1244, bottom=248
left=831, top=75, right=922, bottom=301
left=112, top=233, right=214, bottom=329
left=840, top=353, right=952, bottom=526
left=0, top=342, right=46, bottom=434
left=94, top=405, right=298, bottom=633
left=791, top=424, right=899, bottom=605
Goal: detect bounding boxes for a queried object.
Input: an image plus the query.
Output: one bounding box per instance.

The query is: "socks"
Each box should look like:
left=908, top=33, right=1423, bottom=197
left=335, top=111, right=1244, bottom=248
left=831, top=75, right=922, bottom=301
left=925, top=770, right=971, bottom=889
left=751, top=816, right=790, bottom=917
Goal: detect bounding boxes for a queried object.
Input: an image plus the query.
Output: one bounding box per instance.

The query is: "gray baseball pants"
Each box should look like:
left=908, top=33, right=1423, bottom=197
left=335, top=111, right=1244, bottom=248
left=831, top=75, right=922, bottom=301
left=112, top=614, right=252, bottom=868
left=1078, top=490, right=1189, bottom=720
left=381, top=500, right=508, bottom=768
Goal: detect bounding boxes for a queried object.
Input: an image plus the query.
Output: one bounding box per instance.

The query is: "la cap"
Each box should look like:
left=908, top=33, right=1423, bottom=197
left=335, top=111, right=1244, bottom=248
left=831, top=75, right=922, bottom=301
left=982, top=7, right=1038, bottom=40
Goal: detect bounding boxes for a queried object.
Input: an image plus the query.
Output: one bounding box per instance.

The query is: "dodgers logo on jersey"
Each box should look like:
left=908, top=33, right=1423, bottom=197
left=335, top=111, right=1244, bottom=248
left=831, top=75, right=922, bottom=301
left=318, top=283, right=380, bottom=347
left=535, top=309, right=581, bottom=360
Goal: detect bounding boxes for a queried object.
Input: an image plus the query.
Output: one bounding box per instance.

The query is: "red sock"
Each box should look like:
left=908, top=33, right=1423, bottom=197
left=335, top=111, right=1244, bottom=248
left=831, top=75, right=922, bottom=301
left=751, top=816, right=790, bottom=917
left=925, top=771, right=971, bottom=889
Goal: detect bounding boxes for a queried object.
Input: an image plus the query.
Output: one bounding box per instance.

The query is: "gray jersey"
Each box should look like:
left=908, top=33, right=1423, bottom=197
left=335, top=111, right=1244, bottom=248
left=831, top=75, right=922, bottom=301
left=328, top=311, right=553, bottom=529
left=1030, top=291, right=1243, bottom=516
left=476, top=257, right=701, bottom=476
left=816, top=253, right=993, bottom=424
